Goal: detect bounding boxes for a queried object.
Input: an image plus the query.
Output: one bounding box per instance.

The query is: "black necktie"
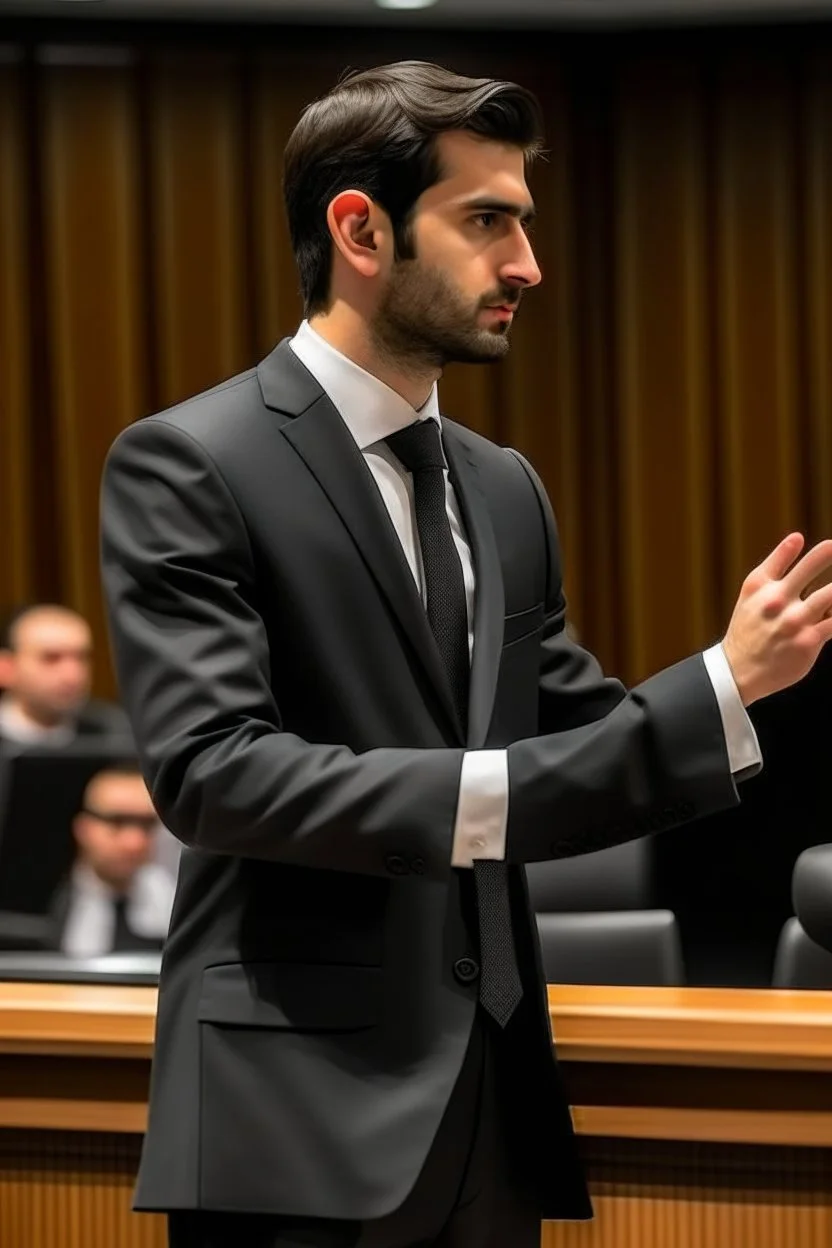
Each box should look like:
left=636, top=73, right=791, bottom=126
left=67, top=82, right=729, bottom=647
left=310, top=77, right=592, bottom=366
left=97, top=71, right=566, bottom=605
left=385, top=420, right=523, bottom=1028
left=111, top=895, right=164, bottom=953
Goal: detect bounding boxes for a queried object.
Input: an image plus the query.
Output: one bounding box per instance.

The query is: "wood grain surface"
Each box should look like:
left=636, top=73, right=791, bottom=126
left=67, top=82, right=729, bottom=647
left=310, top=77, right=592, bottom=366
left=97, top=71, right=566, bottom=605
left=0, top=983, right=831, bottom=1245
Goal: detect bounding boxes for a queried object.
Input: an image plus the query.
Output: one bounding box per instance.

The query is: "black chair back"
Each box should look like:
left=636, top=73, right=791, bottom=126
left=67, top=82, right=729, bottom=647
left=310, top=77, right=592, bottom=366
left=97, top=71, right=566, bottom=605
left=535, top=910, right=684, bottom=986
left=772, top=916, right=832, bottom=989
left=793, top=844, right=832, bottom=956
left=526, top=839, right=651, bottom=913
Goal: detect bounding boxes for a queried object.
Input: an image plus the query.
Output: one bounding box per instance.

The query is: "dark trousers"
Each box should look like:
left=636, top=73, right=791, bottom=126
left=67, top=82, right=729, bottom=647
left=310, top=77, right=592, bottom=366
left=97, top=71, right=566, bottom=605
left=168, top=1008, right=541, bottom=1248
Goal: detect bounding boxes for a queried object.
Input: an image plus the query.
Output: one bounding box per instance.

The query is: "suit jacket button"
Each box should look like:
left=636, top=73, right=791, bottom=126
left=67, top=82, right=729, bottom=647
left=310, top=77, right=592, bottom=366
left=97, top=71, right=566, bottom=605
left=411, top=857, right=426, bottom=875
left=385, top=855, right=409, bottom=876
left=453, top=957, right=480, bottom=985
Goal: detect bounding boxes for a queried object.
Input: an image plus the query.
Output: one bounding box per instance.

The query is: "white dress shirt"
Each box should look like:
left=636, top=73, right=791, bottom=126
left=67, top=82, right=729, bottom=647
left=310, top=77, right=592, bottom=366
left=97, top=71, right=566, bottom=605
left=289, top=320, right=761, bottom=868
left=60, top=861, right=175, bottom=959
left=0, top=698, right=75, bottom=747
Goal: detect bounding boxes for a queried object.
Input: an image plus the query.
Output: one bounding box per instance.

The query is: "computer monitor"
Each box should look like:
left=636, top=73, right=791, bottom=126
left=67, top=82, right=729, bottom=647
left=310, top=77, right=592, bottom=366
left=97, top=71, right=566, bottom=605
left=0, top=738, right=139, bottom=915
left=0, top=950, right=161, bottom=985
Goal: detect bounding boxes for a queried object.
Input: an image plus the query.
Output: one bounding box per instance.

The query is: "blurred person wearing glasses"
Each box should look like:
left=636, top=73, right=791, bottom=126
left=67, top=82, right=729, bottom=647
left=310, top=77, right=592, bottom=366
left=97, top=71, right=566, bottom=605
left=49, top=762, right=174, bottom=957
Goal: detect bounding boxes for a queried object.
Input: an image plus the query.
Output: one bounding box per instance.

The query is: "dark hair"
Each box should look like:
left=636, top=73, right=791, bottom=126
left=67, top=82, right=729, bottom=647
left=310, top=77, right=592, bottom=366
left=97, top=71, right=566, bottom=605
left=80, top=761, right=148, bottom=816
left=82, top=760, right=145, bottom=797
left=95, top=760, right=143, bottom=779
left=283, top=61, right=544, bottom=316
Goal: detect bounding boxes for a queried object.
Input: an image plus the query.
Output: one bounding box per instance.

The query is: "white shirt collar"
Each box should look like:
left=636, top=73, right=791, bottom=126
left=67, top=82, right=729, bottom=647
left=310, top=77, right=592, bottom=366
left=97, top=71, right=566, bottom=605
left=289, top=320, right=442, bottom=451
left=71, top=858, right=172, bottom=906
left=71, top=860, right=121, bottom=903
left=61, top=860, right=175, bottom=958
left=0, top=697, right=75, bottom=746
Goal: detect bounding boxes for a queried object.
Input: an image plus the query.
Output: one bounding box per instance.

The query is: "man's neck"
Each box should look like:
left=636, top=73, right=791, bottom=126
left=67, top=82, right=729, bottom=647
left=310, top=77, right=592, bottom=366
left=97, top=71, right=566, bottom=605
left=308, top=308, right=438, bottom=410
left=74, top=859, right=129, bottom=899
left=0, top=695, right=74, bottom=743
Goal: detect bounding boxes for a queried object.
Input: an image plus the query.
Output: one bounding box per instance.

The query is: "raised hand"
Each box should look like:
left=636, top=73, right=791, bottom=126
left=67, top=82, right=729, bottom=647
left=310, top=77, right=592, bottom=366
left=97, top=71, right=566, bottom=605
left=722, top=533, right=832, bottom=706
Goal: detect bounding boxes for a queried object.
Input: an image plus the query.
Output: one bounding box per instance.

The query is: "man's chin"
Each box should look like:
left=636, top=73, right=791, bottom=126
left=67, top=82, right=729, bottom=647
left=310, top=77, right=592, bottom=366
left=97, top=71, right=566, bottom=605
left=452, top=334, right=510, bottom=365
left=50, top=704, right=84, bottom=721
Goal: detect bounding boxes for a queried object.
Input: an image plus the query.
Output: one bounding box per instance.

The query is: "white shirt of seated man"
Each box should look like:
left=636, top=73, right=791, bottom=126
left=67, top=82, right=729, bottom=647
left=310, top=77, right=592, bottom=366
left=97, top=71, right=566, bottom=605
left=61, top=766, right=175, bottom=959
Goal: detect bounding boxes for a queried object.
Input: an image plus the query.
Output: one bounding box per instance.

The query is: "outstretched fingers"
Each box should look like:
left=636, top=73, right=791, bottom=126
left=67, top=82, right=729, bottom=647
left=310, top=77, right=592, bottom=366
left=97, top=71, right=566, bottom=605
left=757, top=533, right=805, bottom=582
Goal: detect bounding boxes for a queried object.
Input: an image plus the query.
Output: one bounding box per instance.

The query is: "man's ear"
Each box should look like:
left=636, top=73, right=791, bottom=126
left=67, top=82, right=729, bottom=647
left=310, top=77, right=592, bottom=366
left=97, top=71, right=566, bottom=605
left=72, top=814, right=87, bottom=850
left=327, top=190, right=384, bottom=280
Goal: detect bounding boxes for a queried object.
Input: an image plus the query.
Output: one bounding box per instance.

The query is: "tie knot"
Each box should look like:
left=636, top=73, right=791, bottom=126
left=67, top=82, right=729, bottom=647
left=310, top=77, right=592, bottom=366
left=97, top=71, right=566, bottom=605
left=385, top=420, right=445, bottom=474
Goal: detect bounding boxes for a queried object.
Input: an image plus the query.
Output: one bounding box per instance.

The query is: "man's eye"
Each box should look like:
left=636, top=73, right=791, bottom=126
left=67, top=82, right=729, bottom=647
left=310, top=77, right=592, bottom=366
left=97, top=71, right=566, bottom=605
left=474, top=213, right=497, bottom=228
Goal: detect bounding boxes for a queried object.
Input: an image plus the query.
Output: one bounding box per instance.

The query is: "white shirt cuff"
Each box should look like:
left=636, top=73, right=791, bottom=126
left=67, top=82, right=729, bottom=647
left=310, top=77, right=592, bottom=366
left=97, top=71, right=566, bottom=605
left=702, top=643, right=763, bottom=776
left=451, top=750, right=509, bottom=868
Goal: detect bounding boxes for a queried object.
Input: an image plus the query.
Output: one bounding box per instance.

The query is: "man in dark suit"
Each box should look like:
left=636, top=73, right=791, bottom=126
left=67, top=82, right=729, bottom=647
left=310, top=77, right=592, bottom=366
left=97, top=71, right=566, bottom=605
left=48, top=762, right=174, bottom=958
left=0, top=604, right=130, bottom=747
left=100, top=62, right=832, bottom=1248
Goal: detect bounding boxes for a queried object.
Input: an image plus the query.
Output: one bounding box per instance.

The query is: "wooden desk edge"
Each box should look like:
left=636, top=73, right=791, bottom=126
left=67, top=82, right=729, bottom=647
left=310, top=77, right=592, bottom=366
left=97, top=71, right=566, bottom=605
left=0, top=982, right=832, bottom=1070
left=0, top=983, right=831, bottom=1143
left=548, top=984, right=832, bottom=1069
left=0, top=982, right=157, bottom=1056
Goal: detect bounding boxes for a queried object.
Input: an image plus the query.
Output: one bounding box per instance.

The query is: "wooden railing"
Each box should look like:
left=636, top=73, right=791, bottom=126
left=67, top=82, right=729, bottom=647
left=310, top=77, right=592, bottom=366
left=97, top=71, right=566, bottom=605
left=1, top=981, right=832, bottom=1246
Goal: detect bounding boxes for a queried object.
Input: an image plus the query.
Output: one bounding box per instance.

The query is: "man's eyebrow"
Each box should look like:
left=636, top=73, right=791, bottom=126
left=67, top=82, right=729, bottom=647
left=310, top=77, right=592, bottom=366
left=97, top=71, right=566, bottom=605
left=459, top=197, right=537, bottom=225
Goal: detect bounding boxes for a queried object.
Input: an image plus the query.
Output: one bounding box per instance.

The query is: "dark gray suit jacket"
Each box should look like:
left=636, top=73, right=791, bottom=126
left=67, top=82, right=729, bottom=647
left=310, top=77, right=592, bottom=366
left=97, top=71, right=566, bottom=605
left=100, top=340, right=741, bottom=1219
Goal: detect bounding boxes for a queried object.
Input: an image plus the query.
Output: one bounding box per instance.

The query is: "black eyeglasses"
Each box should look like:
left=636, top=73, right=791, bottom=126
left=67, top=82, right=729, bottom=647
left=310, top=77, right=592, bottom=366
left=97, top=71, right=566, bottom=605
left=80, top=809, right=159, bottom=833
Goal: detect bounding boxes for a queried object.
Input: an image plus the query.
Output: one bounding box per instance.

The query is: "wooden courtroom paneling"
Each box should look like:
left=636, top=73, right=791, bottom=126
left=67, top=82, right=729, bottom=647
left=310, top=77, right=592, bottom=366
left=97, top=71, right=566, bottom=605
left=2, top=26, right=832, bottom=698
left=146, top=51, right=250, bottom=409
left=0, top=1054, right=149, bottom=1133
left=713, top=53, right=803, bottom=599
left=804, top=53, right=832, bottom=544
left=39, top=51, right=146, bottom=655
left=561, top=63, right=621, bottom=669
left=494, top=66, right=586, bottom=619
left=0, top=1134, right=830, bottom=1248
left=549, top=987, right=832, bottom=1246
left=612, top=57, right=715, bottom=681
left=248, top=55, right=320, bottom=354
left=565, top=1058, right=832, bottom=1144
left=542, top=1138, right=832, bottom=1248
left=2, top=983, right=832, bottom=1245
left=0, top=1129, right=165, bottom=1248
left=0, top=52, right=32, bottom=609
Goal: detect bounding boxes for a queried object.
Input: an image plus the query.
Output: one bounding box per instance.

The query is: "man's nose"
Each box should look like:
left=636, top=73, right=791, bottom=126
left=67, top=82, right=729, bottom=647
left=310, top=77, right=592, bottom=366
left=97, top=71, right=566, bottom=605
left=122, top=829, right=149, bottom=855
left=501, top=228, right=542, bottom=291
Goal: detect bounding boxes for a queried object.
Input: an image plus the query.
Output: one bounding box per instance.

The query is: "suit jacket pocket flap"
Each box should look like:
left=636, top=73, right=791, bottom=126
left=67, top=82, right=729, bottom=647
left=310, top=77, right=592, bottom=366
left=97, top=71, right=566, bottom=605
left=198, top=961, right=381, bottom=1030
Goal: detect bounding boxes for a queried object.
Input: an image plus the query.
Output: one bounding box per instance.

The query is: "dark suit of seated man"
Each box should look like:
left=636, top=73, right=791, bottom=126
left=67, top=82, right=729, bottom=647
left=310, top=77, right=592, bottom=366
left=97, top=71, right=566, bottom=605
left=48, top=763, right=174, bottom=957
left=0, top=604, right=130, bottom=748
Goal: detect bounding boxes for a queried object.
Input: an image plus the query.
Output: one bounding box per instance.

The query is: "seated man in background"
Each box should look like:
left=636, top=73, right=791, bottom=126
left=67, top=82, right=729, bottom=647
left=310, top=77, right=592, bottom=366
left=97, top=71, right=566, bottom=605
left=0, top=604, right=130, bottom=747
left=49, top=762, right=175, bottom=957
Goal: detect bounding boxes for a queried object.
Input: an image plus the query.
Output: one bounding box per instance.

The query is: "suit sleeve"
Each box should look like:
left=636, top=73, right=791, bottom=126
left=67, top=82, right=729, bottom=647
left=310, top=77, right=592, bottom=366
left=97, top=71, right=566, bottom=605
left=100, top=418, right=464, bottom=881
left=503, top=450, right=741, bottom=864
left=102, top=419, right=739, bottom=881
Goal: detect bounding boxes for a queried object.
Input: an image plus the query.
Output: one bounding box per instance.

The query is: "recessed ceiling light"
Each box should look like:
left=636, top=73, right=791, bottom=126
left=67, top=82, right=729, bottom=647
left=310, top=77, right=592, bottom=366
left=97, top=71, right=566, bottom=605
left=375, top=0, right=440, bottom=9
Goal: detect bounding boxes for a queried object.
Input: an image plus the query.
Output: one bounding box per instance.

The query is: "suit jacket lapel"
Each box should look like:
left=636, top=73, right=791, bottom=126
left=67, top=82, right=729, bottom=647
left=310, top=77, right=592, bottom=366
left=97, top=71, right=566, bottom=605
left=443, top=427, right=505, bottom=748
left=258, top=342, right=464, bottom=743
